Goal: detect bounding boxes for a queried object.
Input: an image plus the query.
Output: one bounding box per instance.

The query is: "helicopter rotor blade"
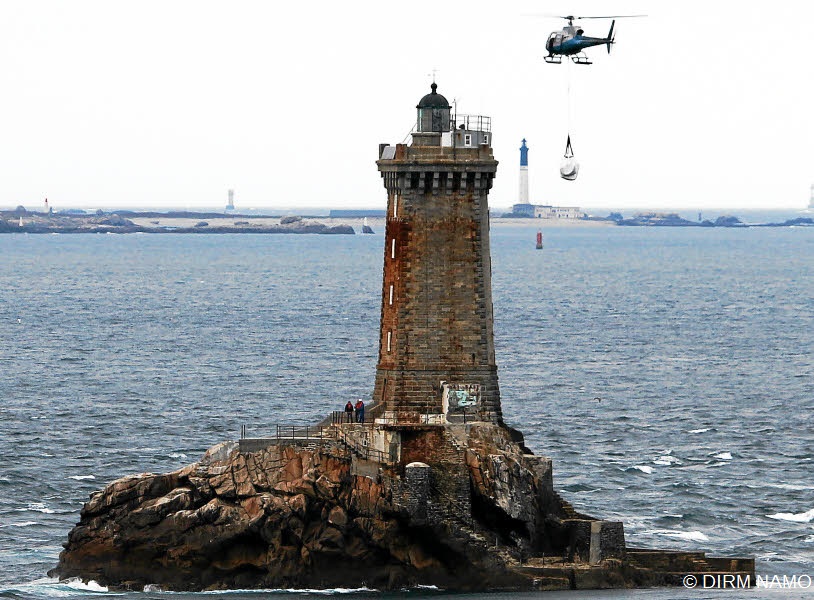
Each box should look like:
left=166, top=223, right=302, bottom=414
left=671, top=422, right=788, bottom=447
left=573, top=14, right=647, bottom=19
left=522, top=14, right=646, bottom=19
left=521, top=14, right=646, bottom=21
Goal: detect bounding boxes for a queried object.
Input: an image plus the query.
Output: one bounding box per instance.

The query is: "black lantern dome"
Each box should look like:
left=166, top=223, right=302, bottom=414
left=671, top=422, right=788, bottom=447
left=416, top=83, right=451, bottom=109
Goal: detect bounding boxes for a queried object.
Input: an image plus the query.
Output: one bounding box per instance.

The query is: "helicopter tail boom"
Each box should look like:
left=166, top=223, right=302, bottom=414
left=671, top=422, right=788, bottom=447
left=607, top=20, right=615, bottom=53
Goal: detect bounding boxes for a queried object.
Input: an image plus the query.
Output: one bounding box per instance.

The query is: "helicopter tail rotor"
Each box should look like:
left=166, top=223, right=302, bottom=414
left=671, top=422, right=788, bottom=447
left=607, top=19, right=615, bottom=53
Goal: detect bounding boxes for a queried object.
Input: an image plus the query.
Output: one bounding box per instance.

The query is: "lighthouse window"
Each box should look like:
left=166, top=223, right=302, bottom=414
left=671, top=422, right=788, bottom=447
left=464, top=134, right=472, bottom=147
left=387, top=331, right=392, bottom=352
left=389, top=284, right=394, bottom=305
left=393, top=194, right=399, bottom=218
left=482, top=134, right=489, bottom=145
left=391, top=238, right=396, bottom=259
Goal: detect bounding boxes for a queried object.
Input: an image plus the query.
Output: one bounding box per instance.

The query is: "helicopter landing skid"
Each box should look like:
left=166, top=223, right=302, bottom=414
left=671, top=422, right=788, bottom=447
left=544, top=54, right=562, bottom=64
left=571, top=54, right=593, bottom=65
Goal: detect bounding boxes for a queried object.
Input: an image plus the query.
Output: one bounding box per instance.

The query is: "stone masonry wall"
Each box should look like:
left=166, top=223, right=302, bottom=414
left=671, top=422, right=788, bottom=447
left=374, top=145, right=501, bottom=424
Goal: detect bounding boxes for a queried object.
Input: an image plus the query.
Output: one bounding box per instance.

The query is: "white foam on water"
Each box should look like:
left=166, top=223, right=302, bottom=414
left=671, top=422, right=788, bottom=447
left=756, top=551, right=783, bottom=561
left=193, top=587, right=378, bottom=595
left=766, top=508, right=814, bottom=523
left=688, top=428, right=711, bottom=434
left=632, top=465, right=653, bottom=474
left=1, top=520, right=39, bottom=528
left=284, top=588, right=378, bottom=595
left=18, top=502, right=56, bottom=514
left=68, top=475, right=96, bottom=481
left=0, top=476, right=10, bottom=482
left=714, top=452, right=733, bottom=460
left=169, top=453, right=188, bottom=459
left=412, top=584, right=441, bottom=590
left=2, top=577, right=115, bottom=597
left=767, top=483, right=814, bottom=491
left=649, top=529, right=710, bottom=542
left=65, top=579, right=108, bottom=593
left=653, top=455, right=681, bottom=466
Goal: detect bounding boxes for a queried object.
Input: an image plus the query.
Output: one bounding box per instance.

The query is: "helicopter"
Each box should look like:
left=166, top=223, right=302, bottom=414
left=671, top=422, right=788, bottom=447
left=544, top=15, right=645, bottom=65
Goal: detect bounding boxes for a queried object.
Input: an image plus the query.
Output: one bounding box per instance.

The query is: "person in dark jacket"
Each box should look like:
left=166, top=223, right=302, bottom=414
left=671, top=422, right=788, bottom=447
left=344, top=400, right=354, bottom=423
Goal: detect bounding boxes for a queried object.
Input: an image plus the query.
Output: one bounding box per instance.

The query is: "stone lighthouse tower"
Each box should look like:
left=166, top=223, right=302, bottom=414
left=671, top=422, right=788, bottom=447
left=373, top=84, right=501, bottom=424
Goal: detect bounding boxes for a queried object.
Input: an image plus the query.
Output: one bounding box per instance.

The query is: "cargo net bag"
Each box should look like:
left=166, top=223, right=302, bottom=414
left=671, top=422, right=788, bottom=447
left=560, top=135, right=579, bottom=181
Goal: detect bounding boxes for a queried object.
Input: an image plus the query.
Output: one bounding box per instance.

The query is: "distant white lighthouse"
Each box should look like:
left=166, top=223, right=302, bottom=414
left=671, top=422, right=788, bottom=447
left=226, top=189, right=235, bottom=212
left=519, top=139, right=529, bottom=204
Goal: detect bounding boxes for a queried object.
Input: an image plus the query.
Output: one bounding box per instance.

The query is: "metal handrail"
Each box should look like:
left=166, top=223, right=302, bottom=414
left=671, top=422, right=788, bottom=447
left=274, top=425, right=336, bottom=441
left=452, top=114, right=491, bottom=133
left=335, top=427, right=392, bottom=464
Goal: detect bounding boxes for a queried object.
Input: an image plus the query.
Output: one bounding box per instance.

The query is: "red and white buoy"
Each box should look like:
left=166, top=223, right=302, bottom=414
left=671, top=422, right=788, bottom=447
left=536, top=230, right=543, bottom=250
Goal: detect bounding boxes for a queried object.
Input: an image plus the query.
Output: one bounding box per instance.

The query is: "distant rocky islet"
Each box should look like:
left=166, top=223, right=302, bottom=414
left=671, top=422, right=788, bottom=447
left=0, top=210, right=357, bottom=235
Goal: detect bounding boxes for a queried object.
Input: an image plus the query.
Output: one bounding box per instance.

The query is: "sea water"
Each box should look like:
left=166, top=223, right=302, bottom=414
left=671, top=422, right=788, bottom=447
left=0, top=222, right=812, bottom=599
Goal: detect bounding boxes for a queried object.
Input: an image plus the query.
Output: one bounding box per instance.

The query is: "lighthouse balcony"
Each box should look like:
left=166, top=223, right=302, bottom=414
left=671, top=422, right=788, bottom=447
left=452, top=114, right=491, bottom=133
left=443, top=114, right=492, bottom=148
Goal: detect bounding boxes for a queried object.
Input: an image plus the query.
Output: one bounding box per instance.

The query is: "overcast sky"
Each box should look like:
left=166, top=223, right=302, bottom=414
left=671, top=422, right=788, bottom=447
left=1, top=0, right=812, bottom=212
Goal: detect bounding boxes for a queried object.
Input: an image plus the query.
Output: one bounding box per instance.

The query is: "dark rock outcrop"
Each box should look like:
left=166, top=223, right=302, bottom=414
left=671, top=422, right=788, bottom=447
left=52, top=426, right=548, bottom=591
left=51, top=422, right=754, bottom=591
left=95, top=215, right=136, bottom=227
left=713, top=215, right=745, bottom=227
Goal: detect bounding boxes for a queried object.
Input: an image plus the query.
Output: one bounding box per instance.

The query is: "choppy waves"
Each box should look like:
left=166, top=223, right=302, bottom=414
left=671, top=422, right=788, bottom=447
left=0, top=227, right=812, bottom=595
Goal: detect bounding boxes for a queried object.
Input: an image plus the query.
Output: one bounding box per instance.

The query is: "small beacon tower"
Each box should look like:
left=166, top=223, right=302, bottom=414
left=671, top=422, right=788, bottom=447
left=519, top=139, right=529, bottom=204
left=374, top=84, right=501, bottom=424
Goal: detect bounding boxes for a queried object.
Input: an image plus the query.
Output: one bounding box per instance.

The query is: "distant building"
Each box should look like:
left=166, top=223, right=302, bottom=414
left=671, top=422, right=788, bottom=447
left=532, top=205, right=584, bottom=219
left=511, top=203, right=535, bottom=217
left=513, top=139, right=584, bottom=219
left=510, top=203, right=584, bottom=219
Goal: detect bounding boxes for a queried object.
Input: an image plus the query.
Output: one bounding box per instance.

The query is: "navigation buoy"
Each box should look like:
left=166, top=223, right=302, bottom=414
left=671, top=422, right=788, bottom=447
left=536, top=231, right=543, bottom=250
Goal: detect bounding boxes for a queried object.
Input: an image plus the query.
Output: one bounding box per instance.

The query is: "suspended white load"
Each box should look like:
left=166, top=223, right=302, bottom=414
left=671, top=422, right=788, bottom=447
left=560, top=157, right=579, bottom=181
left=559, top=135, right=579, bottom=181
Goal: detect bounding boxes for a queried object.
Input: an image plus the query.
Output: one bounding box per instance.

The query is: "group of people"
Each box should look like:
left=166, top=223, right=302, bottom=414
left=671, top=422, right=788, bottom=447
left=344, top=399, right=365, bottom=423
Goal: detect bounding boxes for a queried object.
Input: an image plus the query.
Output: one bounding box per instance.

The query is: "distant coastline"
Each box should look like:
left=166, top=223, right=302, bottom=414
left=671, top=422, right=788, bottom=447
left=503, top=211, right=814, bottom=228
left=608, top=212, right=814, bottom=228
left=0, top=210, right=356, bottom=235
left=2, top=209, right=812, bottom=234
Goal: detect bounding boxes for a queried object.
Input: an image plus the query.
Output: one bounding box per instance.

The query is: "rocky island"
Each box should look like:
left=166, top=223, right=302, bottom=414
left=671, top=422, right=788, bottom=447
left=609, top=212, right=813, bottom=227
left=51, top=84, right=754, bottom=592
left=0, top=210, right=355, bottom=235
left=52, top=423, right=754, bottom=591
